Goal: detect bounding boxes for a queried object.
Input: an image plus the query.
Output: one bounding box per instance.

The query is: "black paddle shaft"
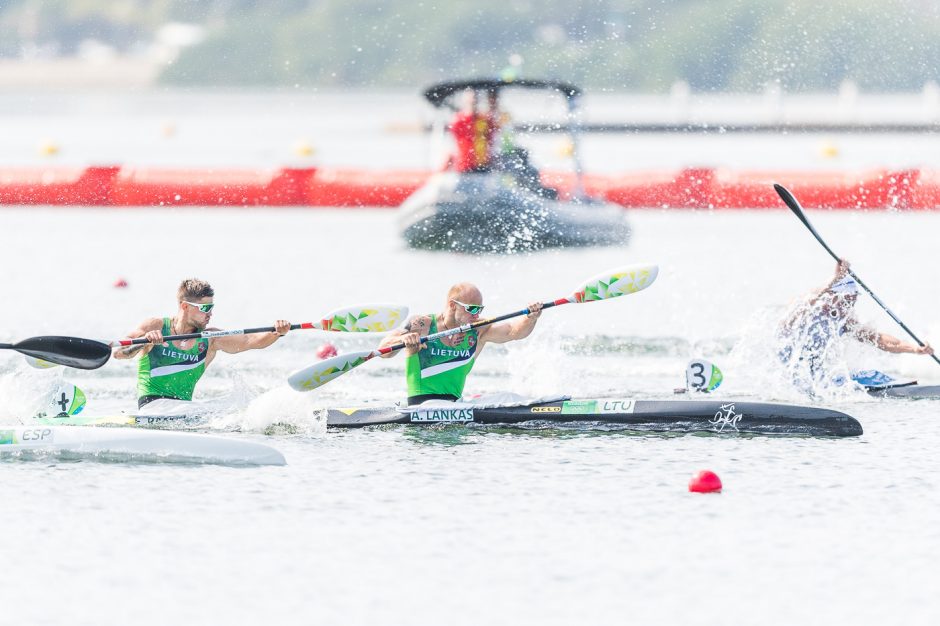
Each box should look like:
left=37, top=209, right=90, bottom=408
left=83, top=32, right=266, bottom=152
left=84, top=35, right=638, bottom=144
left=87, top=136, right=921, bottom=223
left=774, top=183, right=939, bottom=366
left=124, top=323, right=306, bottom=345
left=383, top=300, right=564, bottom=354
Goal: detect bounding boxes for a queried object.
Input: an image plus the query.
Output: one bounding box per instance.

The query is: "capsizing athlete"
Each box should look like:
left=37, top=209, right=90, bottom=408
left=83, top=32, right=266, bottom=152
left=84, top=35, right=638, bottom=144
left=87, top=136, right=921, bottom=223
left=777, top=259, right=933, bottom=390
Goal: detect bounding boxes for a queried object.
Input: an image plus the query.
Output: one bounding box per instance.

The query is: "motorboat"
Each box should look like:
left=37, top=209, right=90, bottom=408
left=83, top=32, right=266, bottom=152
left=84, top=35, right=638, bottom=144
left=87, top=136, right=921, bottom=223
left=399, top=78, right=631, bottom=253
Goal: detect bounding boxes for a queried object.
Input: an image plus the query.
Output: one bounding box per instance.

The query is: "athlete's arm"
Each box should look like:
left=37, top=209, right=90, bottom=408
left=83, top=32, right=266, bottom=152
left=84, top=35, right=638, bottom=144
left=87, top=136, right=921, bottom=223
left=827, top=259, right=851, bottom=288
left=875, top=332, right=932, bottom=354
left=479, top=302, right=543, bottom=345
left=213, top=320, right=291, bottom=354
left=379, top=315, right=430, bottom=357
left=112, top=318, right=164, bottom=359
left=852, top=323, right=932, bottom=354
left=806, top=260, right=852, bottom=306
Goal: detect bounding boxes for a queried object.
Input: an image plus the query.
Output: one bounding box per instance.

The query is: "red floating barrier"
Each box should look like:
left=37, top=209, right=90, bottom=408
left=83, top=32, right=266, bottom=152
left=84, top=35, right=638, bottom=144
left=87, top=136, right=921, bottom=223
left=110, top=167, right=316, bottom=206
left=0, top=166, right=118, bottom=205
left=304, top=168, right=429, bottom=207
left=0, top=165, right=938, bottom=209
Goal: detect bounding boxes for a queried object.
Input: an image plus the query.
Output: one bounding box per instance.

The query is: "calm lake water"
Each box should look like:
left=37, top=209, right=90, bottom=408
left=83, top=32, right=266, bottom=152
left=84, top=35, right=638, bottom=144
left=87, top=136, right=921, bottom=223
left=1, top=92, right=939, bottom=625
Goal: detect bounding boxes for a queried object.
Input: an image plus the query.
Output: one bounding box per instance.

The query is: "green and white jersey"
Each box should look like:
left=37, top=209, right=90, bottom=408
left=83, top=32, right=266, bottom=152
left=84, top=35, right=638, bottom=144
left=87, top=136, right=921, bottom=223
left=137, top=317, right=209, bottom=401
left=406, top=315, right=478, bottom=400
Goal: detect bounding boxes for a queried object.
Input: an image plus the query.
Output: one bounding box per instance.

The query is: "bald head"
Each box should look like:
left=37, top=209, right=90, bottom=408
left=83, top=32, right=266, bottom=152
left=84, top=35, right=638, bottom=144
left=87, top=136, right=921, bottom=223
left=446, top=282, right=482, bottom=306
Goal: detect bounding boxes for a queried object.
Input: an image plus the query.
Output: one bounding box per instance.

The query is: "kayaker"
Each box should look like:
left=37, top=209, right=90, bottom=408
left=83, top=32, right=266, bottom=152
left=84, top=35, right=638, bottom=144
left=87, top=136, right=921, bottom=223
left=777, top=259, right=932, bottom=390
left=379, top=282, right=543, bottom=405
left=114, top=278, right=291, bottom=408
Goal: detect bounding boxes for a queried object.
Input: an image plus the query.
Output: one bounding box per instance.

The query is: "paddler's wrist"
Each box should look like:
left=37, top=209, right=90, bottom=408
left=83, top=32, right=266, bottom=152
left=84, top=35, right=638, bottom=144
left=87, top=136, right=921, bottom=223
left=120, top=343, right=146, bottom=356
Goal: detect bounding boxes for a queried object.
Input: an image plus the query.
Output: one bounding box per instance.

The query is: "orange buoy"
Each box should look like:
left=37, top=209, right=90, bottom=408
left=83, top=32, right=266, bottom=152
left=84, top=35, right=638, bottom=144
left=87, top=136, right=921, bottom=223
left=293, top=140, right=315, bottom=157
left=37, top=139, right=60, bottom=156
left=688, top=469, right=722, bottom=493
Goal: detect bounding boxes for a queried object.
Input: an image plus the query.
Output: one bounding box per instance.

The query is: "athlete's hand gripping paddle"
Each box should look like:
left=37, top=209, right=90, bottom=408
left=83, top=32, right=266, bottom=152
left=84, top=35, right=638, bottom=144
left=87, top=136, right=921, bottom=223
left=288, top=263, right=659, bottom=392
left=7, top=303, right=409, bottom=371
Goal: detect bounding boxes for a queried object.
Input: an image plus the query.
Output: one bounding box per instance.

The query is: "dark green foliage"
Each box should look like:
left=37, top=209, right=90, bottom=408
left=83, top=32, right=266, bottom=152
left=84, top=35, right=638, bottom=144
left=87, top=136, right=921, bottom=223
left=2, top=0, right=940, bottom=91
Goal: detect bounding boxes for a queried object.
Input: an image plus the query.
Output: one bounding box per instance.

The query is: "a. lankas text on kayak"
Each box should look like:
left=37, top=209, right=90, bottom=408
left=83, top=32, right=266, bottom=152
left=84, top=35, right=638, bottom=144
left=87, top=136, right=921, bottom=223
left=408, top=408, right=474, bottom=422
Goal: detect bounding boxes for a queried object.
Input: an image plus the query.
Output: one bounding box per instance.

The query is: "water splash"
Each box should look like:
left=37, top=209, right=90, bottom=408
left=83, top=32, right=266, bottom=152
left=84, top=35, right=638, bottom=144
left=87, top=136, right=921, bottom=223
left=0, top=366, right=68, bottom=424
left=218, top=386, right=327, bottom=436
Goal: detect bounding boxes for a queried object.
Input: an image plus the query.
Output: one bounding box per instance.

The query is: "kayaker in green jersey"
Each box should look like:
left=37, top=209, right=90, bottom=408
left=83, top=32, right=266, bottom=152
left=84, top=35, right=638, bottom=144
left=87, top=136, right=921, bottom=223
left=113, top=278, right=291, bottom=408
left=378, top=282, right=543, bottom=405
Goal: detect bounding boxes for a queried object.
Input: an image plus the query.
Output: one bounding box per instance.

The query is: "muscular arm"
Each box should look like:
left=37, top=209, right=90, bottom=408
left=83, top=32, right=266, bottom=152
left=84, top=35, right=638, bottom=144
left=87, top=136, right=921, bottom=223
left=805, top=260, right=853, bottom=307
left=213, top=320, right=291, bottom=355
left=478, top=303, right=543, bottom=347
left=112, top=318, right=164, bottom=359
left=853, top=325, right=933, bottom=354
left=379, top=315, right=431, bottom=357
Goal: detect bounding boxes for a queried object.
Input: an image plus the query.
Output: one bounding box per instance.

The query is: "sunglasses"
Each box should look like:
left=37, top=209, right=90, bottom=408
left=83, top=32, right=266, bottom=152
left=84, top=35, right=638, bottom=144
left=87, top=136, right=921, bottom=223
left=183, top=301, right=215, bottom=314
left=452, top=299, right=484, bottom=316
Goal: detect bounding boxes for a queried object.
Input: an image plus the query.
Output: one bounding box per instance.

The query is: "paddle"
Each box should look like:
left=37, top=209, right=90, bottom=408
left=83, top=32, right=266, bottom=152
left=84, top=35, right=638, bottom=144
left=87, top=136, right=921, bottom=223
left=1, top=336, right=111, bottom=370
left=110, top=303, right=409, bottom=347
left=288, top=263, right=659, bottom=392
left=774, top=183, right=940, bottom=366
left=8, top=303, right=409, bottom=371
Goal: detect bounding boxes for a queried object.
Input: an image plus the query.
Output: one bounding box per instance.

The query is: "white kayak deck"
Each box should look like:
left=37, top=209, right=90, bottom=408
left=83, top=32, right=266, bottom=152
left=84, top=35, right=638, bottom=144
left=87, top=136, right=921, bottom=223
left=0, top=425, right=286, bottom=466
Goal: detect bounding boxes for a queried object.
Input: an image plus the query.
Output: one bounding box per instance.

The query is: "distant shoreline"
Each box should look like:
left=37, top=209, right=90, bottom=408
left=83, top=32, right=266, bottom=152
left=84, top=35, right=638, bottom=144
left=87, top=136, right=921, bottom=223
left=0, top=58, right=162, bottom=89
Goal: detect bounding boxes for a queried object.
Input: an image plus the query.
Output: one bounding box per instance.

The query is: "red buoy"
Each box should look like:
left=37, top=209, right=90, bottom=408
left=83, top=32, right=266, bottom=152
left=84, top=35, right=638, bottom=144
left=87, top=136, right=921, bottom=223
left=113, top=278, right=129, bottom=288
left=688, top=470, right=722, bottom=493
left=316, top=343, right=338, bottom=359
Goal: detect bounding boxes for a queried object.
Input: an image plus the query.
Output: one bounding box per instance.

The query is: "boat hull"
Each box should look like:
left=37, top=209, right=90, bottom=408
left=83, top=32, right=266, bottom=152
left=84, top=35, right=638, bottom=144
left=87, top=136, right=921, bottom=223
left=0, top=425, right=285, bottom=465
left=326, top=398, right=863, bottom=437
left=398, top=172, right=630, bottom=253
left=867, top=384, right=940, bottom=399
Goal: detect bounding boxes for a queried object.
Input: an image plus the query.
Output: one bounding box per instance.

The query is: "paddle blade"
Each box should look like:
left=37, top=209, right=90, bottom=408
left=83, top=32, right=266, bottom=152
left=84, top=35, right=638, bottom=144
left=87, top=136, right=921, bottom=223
left=14, top=336, right=111, bottom=370
left=574, top=263, right=658, bottom=303
left=320, top=304, right=408, bottom=332
left=24, top=355, right=59, bottom=369
left=774, top=183, right=841, bottom=263
left=774, top=183, right=815, bottom=233
left=288, top=350, right=373, bottom=392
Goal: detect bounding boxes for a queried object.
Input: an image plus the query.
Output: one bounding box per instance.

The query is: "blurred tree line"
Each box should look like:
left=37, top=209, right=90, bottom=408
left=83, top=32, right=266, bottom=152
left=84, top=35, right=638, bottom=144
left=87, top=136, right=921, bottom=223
left=2, top=0, right=940, bottom=92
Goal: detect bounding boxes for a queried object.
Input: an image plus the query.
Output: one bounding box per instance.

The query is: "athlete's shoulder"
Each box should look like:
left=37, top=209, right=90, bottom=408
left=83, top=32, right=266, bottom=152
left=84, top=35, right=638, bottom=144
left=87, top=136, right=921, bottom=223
left=404, top=314, right=433, bottom=333
left=138, top=317, right=165, bottom=331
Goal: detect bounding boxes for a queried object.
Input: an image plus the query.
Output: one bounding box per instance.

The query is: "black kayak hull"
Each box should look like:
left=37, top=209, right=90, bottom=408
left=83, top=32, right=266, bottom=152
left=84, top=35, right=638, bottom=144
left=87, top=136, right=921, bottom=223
left=326, top=398, right=863, bottom=437
left=867, top=384, right=940, bottom=399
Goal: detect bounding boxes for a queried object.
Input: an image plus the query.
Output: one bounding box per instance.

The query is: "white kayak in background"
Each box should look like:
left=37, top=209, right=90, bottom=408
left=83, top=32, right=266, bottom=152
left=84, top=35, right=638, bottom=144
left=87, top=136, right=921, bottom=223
left=0, top=425, right=286, bottom=466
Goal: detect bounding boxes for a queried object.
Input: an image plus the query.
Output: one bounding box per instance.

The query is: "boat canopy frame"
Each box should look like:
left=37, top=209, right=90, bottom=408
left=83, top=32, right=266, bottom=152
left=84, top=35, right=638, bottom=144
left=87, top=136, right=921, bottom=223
left=423, top=78, right=582, bottom=111
left=422, top=77, right=587, bottom=195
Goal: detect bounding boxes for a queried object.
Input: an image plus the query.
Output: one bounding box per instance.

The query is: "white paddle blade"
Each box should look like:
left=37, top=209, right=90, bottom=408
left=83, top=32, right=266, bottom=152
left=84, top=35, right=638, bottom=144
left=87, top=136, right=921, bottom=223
left=320, top=304, right=409, bottom=332
left=686, top=359, right=723, bottom=393
left=288, top=350, right=373, bottom=392
left=576, top=263, right=659, bottom=302
left=25, top=355, right=58, bottom=369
